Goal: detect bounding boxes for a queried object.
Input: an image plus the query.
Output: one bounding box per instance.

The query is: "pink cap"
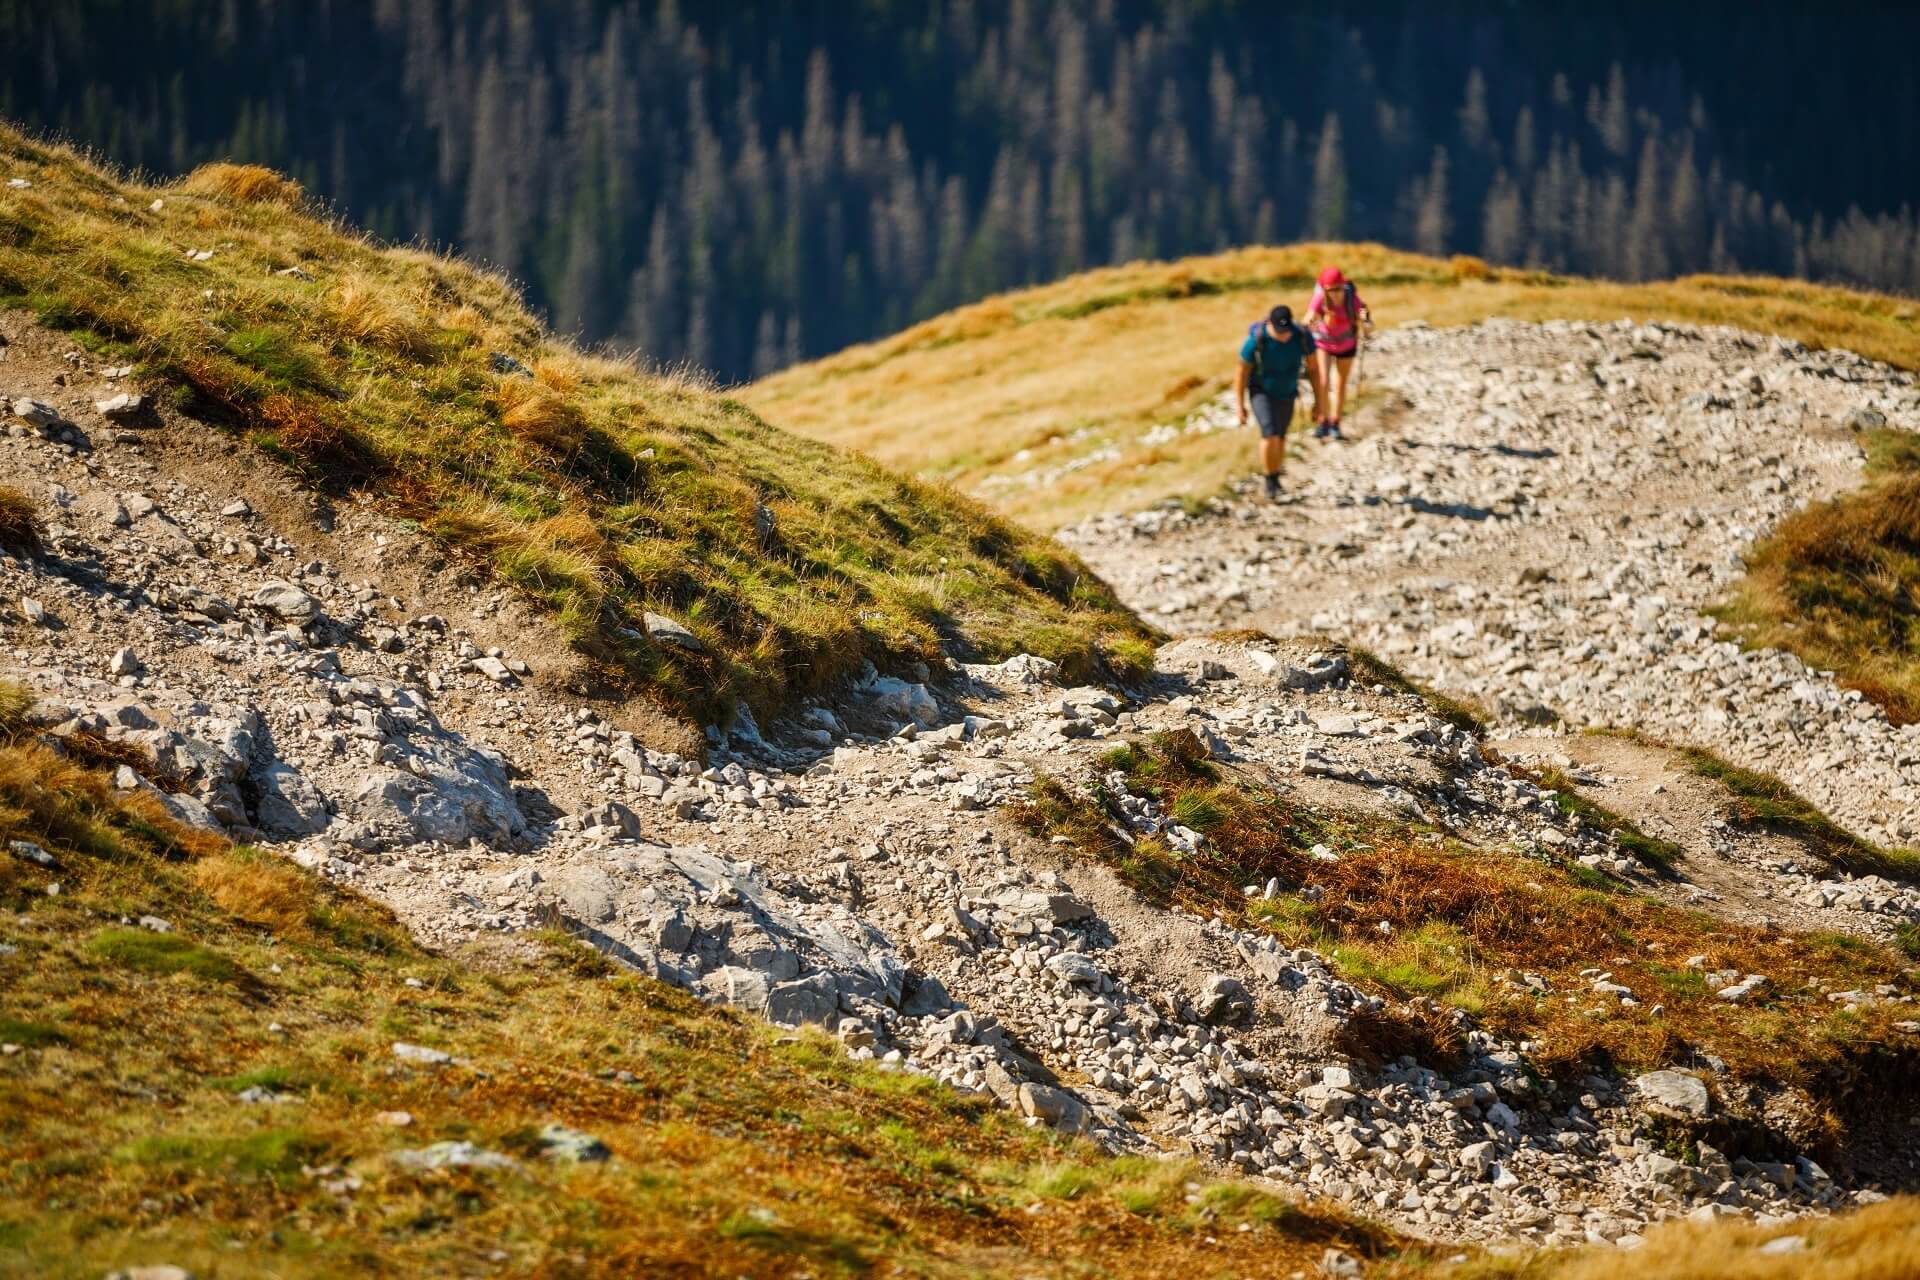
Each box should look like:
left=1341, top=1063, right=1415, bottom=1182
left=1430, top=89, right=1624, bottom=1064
left=1318, top=266, right=1346, bottom=287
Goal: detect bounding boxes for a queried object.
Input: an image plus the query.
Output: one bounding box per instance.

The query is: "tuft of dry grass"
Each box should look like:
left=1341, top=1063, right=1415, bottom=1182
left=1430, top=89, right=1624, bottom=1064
left=176, top=161, right=308, bottom=207
left=0, top=677, right=33, bottom=738
left=494, top=377, right=587, bottom=454
left=191, top=849, right=320, bottom=935
left=0, top=483, right=44, bottom=556
left=326, top=271, right=436, bottom=359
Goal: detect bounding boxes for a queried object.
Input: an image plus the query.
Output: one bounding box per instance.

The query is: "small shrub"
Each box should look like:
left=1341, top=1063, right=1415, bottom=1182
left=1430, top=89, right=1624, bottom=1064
left=0, top=484, right=44, bottom=556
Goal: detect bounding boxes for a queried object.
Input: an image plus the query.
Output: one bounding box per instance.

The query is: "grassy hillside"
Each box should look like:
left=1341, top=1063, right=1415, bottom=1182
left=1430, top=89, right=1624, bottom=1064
left=0, top=127, right=1152, bottom=725
left=0, top=687, right=1403, bottom=1278
left=746, top=245, right=1920, bottom=530
left=5, top=687, right=1917, bottom=1277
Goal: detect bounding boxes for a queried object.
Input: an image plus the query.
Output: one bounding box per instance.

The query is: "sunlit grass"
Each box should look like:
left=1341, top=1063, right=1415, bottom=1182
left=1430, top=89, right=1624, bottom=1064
left=0, top=125, right=1153, bottom=725
left=749, top=243, right=1920, bottom=529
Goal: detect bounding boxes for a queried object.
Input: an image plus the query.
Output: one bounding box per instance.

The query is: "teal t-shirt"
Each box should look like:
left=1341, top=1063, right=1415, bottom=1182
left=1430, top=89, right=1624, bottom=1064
left=1240, top=324, right=1315, bottom=396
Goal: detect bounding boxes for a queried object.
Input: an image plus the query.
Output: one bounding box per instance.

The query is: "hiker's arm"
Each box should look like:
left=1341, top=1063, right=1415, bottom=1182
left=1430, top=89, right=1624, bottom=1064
left=1235, top=360, right=1251, bottom=422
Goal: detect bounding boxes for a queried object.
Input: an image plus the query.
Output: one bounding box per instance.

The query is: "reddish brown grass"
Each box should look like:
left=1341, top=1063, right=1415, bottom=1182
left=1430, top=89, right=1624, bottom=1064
left=1020, top=732, right=1920, bottom=1087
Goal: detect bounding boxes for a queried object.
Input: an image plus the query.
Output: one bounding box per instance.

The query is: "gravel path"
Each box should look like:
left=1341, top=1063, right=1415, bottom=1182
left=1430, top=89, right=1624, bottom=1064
left=1064, top=318, right=1920, bottom=847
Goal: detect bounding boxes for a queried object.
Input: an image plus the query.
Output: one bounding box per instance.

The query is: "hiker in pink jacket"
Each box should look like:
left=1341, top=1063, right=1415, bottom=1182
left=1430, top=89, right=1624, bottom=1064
left=1305, top=266, right=1373, bottom=440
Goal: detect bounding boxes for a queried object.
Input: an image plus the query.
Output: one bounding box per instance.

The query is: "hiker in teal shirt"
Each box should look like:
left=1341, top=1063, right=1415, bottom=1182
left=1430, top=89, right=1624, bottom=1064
left=1235, top=304, right=1316, bottom=500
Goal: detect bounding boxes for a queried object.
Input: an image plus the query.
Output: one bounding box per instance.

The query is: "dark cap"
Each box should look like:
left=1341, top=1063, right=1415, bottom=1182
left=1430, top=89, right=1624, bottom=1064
left=1268, top=304, right=1293, bottom=328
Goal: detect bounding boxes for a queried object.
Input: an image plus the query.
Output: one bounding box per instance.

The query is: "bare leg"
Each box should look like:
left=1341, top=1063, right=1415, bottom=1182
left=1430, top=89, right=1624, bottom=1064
left=1327, top=353, right=1354, bottom=424
left=1261, top=433, right=1286, bottom=474
left=1310, top=351, right=1331, bottom=423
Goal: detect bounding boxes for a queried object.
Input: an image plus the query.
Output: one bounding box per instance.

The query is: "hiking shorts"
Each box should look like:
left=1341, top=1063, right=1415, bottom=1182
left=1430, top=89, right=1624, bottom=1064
left=1250, top=390, right=1295, bottom=439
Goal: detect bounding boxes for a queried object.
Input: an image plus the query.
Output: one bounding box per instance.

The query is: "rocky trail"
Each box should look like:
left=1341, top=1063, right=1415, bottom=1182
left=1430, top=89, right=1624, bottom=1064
left=1068, top=318, right=1920, bottom=847
left=3, top=312, right=1917, bottom=1252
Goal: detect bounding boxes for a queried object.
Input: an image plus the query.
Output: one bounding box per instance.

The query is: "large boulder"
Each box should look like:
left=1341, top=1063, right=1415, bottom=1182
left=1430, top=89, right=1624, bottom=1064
left=350, top=744, right=526, bottom=847
left=1017, top=1082, right=1090, bottom=1134
left=253, top=762, right=330, bottom=837
left=547, top=863, right=618, bottom=924
left=767, top=972, right=841, bottom=1027
left=866, top=675, right=938, bottom=727
left=1634, top=1069, right=1712, bottom=1120
left=251, top=580, right=320, bottom=625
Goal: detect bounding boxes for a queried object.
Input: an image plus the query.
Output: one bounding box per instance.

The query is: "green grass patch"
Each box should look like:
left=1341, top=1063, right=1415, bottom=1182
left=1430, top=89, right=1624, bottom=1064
left=85, top=927, right=249, bottom=985
left=0, top=1016, right=67, bottom=1048
left=118, top=1128, right=327, bottom=1183
left=1680, top=745, right=1920, bottom=880
left=210, top=1065, right=331, bottom=1095
left=1531, top=766, right=1682, bottom=872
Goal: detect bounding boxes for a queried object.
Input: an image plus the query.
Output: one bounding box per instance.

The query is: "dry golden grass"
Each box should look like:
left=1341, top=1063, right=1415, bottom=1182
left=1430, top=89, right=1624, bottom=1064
left=1454, top=1194, right=1920, bottom=1279
left=326, top=270, right=436, bottom=359
left=493, top=376, right=587, bottom=454
left=190, top=849, right=323, bottom=936
left=0, top=483, right=43, bottom=556
left=748, top=243, right=1920, bottom=529
left=175, top=161, right=308, bottom=207
left=0, top=677, right=33, bottom=738
left=1716, top=431, right=1920, bottom=726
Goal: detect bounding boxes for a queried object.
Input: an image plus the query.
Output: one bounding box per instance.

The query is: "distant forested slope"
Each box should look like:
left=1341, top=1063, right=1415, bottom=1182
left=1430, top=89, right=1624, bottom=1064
left=5, top=1, right=1916, bottom=380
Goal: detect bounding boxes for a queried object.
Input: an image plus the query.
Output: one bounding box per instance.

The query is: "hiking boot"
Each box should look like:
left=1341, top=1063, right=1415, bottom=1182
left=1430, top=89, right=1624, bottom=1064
left=1311, top=422, right=1331, bottom=440
left=1325, top=421, right=1344, bottom=441
left=1262, top=472, right=1282, bottom=501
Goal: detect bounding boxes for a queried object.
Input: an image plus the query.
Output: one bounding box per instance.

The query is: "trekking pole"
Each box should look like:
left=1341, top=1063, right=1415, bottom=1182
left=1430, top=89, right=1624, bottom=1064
left=1350, top=327, right=1366, bottom=405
